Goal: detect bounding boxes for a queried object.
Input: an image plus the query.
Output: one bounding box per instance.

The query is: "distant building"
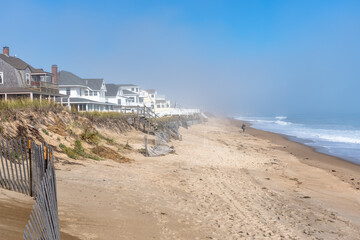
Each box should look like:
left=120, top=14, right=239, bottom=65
left=154, top=94, right=171, bottom=113
left=117, top=84, right=142, bottom=106
left=142, top=89, right=157, bottom=109
left=0, top=46, right=60, bottom=100
left=105, top=83, right=129, bottom=106
left=58, top=70, right=116, bottom=111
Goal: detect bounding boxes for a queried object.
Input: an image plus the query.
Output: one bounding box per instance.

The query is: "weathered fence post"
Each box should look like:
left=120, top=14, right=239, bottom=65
left=144, top=135, right=148, bottom=157
left=44, top=146, right=48, bottom=173
left=28, top=140, right=33, bottom=197
left=137, top=106, right=139, bottom=130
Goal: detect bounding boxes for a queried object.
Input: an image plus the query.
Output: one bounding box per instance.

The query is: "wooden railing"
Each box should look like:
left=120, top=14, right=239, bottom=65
left=29, top=81, right=59, bottom=94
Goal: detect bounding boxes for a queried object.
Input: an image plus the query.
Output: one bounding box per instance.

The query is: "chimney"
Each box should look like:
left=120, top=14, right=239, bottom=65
left=3, top=46, right=9, bottom=56
left=52, top=65, right=58, bottom=84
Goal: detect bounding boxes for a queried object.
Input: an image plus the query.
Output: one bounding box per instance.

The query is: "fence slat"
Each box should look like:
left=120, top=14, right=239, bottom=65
left=25, top=223, right=35, bottom=240
left=13, top=139, right=26, bottom=194
left=17, top=139, right=29, bottom=193
left=33, top=203, right=47, bottom=238
left=7, top=140, right=20, bottom=192
left=0, top=142, right=8, bottom=189
left=28, top=217, right=39, bottom=240
left=3, top=140, right=16, bottom=191
left=19, top=139, right=30, bottom=195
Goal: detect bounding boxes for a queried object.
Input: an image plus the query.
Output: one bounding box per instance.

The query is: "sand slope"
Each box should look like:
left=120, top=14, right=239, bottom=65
left=54, top=118, right=360, bottom=239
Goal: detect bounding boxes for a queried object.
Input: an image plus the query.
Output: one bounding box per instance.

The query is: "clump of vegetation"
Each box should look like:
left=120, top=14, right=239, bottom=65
left=79, top=111, right=132, bottom=120
left=73, top=140, right=101, bottom=160
left=42, top=128, right=49, bottom=135
left=80, top=126, right=99, bottom=144
left=124, top=141, right=132, bottom=150
left=59, top=141, right=101, bottom=160
left=48, top=118, right=67, bottom=136
left=91, top=145, right=131, bottom=163
left=138, top=148, right=147, bottom=155
left=96, top=132, right=116, bottom=145
left=59, top=143, right=79, bottom=159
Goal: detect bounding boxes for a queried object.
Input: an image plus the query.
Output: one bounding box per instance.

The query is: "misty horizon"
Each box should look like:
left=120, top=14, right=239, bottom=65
left=1, top=0, right=359, bottom=116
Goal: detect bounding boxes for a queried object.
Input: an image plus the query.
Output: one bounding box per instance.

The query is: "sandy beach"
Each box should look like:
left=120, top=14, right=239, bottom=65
left=1, top=117, right=360, bottom=239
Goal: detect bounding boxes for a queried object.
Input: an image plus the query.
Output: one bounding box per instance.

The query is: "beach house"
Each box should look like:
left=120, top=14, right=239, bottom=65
left=141, top=89, right=157, bottom=109
left=155, top=94, right=171, bottom=113
left=0, top=46, right=60, bottom=100
left=105, top=83, right=129, bottom=106
left=57, top=70, right=116, bottom=111
left=118, top=84, right=142, bottom=106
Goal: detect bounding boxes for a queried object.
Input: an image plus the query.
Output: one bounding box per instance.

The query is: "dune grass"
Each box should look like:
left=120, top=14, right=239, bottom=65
left=0, top=99, right=65, bottom=112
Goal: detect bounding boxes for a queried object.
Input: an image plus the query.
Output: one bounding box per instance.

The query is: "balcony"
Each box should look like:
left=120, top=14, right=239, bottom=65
left=29, top=81, right=59, bottom=94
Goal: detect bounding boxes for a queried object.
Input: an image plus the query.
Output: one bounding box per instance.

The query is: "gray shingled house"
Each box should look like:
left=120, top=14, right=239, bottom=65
left=58, top=70, right=116, bottom=111
left=0, top=46, right=61, bottom=100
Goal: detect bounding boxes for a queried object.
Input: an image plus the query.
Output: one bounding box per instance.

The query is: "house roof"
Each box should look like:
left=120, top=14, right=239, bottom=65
left=84, top=78, right=104, bottom=91
left=105, top=84, right=119, bottom=96
left=122, top=89, right=137, bottom=95
left=118, top=84, right=137, bottom=87
left=58, top=70, right=104, bottom=91
left=145, top=89, right=156, bottom=94
left=0, top=54, right=49, bottom=74
left=68, top=98, right=117, bottom=105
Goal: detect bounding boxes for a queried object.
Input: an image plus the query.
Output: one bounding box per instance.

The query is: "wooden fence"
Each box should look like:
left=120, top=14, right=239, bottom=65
left=23, top=153, right=60, bottom=240
left=0, top=139, right=31, bottom=195
left=0, top=138, right=60, bottom=239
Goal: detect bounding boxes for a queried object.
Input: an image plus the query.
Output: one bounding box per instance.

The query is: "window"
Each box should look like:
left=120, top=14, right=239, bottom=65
left=94, top=92, right=98, bottom=96
left=26, top=73, right=30, bottom=85
left=0, top=72, right=3, bottom=84
left=131, top=88, right=134, bottom=91
left=89, top=91, right=93, bottom=96
left=85, top=90, right=89, bottom=96
left=117, top=99, right=121, bottom=105
left=136, top=88, right=139, bottom=92
left=151, top=94, right=154, bottom=98
left=66, top=88, right=71, bottom=96
left=129, top=97, right=135, bottom=102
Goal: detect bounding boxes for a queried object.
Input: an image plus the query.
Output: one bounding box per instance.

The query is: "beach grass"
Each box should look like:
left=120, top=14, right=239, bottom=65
left=0, top=99, right=64, bottom=112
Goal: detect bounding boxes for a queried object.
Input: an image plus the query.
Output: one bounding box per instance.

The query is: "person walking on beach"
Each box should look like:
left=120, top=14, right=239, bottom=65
left=241, top=124, right=246, bottom=133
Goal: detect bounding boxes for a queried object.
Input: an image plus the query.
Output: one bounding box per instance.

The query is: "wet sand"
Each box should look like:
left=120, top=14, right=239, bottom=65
left=232, top=118, right=360, bottom=191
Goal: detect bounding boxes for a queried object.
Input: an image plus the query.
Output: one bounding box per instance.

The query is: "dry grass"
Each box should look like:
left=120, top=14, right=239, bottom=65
left=91, top=146, right=131, bottom=163
left=48, top=118, right=67, bottom=136
left=0, top=99, right=64, bottom=112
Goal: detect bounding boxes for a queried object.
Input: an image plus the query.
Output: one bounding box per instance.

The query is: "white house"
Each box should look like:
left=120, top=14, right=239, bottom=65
left=58, top=70, right=116, bottom=111
left=142, top=89, right=157, bottom=109
left=105, top=83, right=129, bottom=106
left=118, top=84, right=142, bottom=106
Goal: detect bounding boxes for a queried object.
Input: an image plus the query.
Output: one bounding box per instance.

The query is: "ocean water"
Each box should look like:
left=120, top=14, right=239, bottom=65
left=235, top=114, right=360, bottom=165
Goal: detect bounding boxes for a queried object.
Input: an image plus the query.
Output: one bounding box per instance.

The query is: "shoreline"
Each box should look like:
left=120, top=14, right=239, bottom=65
left=231, top=118, right=360, bottom=190
left=2, top=117, right=360, bottom=238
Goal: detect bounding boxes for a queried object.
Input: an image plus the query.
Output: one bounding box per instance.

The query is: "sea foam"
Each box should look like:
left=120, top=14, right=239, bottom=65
left=236, top=115, right=360, bottom=164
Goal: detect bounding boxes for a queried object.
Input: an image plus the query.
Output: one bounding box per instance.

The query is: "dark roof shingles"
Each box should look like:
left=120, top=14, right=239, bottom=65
left=0, top=54, right=49, bottom=74
left=58, top=71, right=104, bottom=90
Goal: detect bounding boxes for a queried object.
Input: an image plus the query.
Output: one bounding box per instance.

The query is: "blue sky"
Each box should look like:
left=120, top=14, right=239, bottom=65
left=1, top=0, right=359, bottom=115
